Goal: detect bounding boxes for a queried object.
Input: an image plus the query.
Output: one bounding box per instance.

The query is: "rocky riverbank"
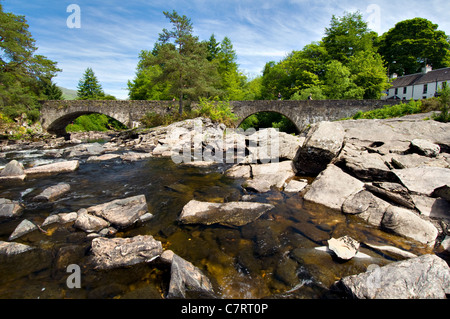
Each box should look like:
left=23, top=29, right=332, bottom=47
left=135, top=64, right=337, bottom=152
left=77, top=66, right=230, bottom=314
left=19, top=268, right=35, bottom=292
left=1, top=115, right=450, bottom=299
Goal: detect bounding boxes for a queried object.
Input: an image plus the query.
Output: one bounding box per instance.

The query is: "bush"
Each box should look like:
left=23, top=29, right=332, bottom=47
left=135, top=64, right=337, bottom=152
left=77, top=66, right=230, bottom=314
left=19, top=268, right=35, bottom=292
left=351, top=100, right=422, bottom=120
left=194, top=98, right=238, bottom=127
left=432, top=86, right=449, bottom=123
left=66, top=114, right=127, bottom=132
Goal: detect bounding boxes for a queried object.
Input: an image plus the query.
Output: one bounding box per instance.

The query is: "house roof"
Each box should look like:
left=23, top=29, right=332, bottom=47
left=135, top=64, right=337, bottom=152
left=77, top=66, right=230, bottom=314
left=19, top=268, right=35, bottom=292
left=391, top=67, right=450, bottom=88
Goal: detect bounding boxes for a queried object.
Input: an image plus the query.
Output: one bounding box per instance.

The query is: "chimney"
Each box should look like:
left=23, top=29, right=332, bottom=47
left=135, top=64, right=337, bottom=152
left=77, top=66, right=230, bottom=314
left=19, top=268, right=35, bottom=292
left=422, top=64, right=432, bottom=74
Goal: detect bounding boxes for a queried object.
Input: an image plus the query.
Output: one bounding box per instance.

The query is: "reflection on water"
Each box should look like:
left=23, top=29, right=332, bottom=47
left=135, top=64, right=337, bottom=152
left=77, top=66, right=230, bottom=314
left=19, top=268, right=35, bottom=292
left=0, top=148, right=432, bottom=299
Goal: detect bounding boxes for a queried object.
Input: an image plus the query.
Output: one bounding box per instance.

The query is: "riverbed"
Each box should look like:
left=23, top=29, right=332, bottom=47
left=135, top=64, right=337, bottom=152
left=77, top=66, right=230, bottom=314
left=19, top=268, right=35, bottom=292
left=0, top=143, right=432, bottom=299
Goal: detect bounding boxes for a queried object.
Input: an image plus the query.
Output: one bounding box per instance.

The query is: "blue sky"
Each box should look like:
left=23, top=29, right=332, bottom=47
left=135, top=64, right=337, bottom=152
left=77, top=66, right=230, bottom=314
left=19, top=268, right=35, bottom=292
left=3, top=0, right=450, bottom=99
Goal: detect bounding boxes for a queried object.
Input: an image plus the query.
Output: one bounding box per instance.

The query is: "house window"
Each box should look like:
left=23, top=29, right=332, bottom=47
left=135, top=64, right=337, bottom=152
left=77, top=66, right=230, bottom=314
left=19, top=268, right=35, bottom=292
left=403, top=87, right=407, bottom=94
left=394, top=88, right=398, bottom=95
left=423, top=84, right=428, bottom=94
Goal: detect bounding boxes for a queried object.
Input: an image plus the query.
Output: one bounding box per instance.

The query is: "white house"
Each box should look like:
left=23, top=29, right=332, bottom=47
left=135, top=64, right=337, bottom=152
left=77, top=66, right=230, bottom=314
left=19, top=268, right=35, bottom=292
left=385, top=66, right=450, bottom=100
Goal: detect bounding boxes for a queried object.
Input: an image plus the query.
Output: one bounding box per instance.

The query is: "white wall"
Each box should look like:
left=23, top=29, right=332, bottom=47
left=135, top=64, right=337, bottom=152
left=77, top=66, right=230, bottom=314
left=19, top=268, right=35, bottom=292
left=386, top=80, right=449, bottom=100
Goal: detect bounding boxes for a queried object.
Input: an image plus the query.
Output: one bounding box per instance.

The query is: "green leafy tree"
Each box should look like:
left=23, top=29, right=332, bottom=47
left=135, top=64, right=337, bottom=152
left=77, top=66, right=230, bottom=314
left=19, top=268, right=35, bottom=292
left=377, top=18, right=450, bottom=75
left=77, top=68, right=105, bottom=100
left=205, top=33, right=221, bottom=61
left=145, top=10, right=221, bottom=114
left=0, top=4, right=61, bottom=121
left=324, top=60, right=364, bottom=99
left=323, top=11, right=377, bottom=63
left=347, top=51, right=390, bottom=99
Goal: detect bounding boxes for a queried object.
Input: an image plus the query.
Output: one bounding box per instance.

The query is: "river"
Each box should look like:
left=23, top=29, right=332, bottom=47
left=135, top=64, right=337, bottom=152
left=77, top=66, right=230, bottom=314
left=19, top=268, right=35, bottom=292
left=0, top=143, right=431, bottom=299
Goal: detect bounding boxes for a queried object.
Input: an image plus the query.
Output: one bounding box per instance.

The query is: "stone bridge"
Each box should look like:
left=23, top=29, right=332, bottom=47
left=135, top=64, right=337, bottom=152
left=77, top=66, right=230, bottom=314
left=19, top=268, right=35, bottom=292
left=39, top=99, right=400, bottom=136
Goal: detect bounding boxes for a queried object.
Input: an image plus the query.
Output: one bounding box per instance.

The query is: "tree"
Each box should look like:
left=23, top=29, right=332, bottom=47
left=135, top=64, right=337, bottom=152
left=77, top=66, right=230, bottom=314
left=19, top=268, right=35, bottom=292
left=323, top=11, right=376, bottom=63
left=205, top=34, right=220, bottom=61
left=145, top=10, right=220, bottom=114
left=377, top=18, right=450, bottom=75
left=0, top=4, right=61, bottom=120
left=77, top=67, right=105, bottom=100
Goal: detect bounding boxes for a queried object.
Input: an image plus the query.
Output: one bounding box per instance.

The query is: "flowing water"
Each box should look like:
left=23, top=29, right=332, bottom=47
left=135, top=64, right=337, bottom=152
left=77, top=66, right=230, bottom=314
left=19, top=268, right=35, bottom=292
left=0, top=144, right=432, bottom=299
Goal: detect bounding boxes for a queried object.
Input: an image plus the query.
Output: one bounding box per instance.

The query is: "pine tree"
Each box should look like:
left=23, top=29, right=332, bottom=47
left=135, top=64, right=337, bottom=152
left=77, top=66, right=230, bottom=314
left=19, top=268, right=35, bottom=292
left=77, top=68, right=105, bottom=100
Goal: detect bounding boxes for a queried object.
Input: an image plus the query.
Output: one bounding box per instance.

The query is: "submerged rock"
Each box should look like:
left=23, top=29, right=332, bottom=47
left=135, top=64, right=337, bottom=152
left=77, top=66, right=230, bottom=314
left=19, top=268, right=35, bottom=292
left=335, top=254, right=450, bottom=299
left=90, top=235, right=163, bottom=270
left=32, top=183, right=71, bottom=202
left=0, top=198, right=24, bottom=219
left=179, top=200, right=274, bottom=227
left=167, top=253, right=215, bottom=299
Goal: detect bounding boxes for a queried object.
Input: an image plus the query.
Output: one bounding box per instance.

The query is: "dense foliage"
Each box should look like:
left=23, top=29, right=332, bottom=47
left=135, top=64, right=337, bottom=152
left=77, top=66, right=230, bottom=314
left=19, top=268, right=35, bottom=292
left=0, top=4, right=61, bottom=122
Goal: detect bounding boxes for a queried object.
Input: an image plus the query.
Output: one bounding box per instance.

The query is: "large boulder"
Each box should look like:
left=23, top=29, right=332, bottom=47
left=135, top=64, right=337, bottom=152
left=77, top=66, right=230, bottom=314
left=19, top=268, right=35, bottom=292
left=167, top=254, right=215, bottom=299
left=87, top=195, right=149, bottom=229
left=381, top=206, right=439, bottom=245
left=410, top=139, right=440, bottom=157
left=179, top=200, right=274, bottom=227
left=294, top=121, right=345, bottom=175
left=393, top=167, right=450, bottom=196
left=90, top=235, right=163, bottom=270
left=342, top=190, right=390, bottom=227
left=335, top=254, right=450, bottom=299
left=303, top=164, right=364, bottom=211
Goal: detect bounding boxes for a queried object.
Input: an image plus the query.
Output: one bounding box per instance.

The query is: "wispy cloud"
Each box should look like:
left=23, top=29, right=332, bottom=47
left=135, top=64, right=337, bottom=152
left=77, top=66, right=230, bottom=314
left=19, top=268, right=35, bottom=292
left=4, top=0, right=450, bottom=99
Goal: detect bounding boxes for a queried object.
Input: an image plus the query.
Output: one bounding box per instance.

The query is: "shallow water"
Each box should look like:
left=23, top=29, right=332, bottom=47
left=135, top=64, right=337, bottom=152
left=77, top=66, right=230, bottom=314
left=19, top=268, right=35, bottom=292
left=0, top=147, right=432, bottom=299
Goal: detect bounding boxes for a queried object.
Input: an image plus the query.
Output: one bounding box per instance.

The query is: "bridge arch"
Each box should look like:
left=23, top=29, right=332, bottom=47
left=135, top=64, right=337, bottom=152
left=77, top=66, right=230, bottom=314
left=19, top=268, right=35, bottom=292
left=45, top=111, right=128, bottom=136
left=236, top=110, right=301, bottom=134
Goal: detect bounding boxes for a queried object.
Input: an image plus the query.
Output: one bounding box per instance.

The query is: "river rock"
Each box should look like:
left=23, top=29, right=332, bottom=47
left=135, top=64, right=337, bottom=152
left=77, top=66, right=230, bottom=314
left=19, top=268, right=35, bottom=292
left=225, top=164, right=251, bottom=179
left=335, top=254, right=450, bottom=299
left=121, top=151, right=153, bottom=162
left=410, top=139, right=440, bottom=157
left=42, top=212, right=78, bottom=227
left=304, top=164, right=364, bottom=211
left=0, top=198, right=24, bottom=219
left=284, top=180, right=308, bottom=193
left=24, top=160, right=79, bottom=175
left=74, top=209, right=110, bottom=233
left=87, top=195, right=148, bottom=229
left=8, top=219, right=38, bottom=241
left=90, top=235, right=163, bottom=270
left=337, top=145, right=394, bottom=181
left=64, top=142, right=105, bottom=158
left=167, top=253, right=215, bottom=299
left=390, top=153, right=449, bottom=169
left=179, top=200, right=274, bottom=227
left=32, top=183, right=71, bottom=202
left=381, top=206, right=439, bottom=245
left=294, top=121, right=345, bottom=175
left=87, top=153, right=121, bottom=162
left=243, top=161, right=296, bottom=193
left=393, top=167, right=450, bottom=196
left=433, top=184, right=450, bottom=202
left=411, top=195, right=450, bottom=222
left=0, top=160, right=26, bottom=181
left=0, top=241, right=34, bottom=256
left=342, top=190, right=390, bottom=227
left=327, top=236, right=360, bottom=261
left=364, top=182, right=415, bottom=209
